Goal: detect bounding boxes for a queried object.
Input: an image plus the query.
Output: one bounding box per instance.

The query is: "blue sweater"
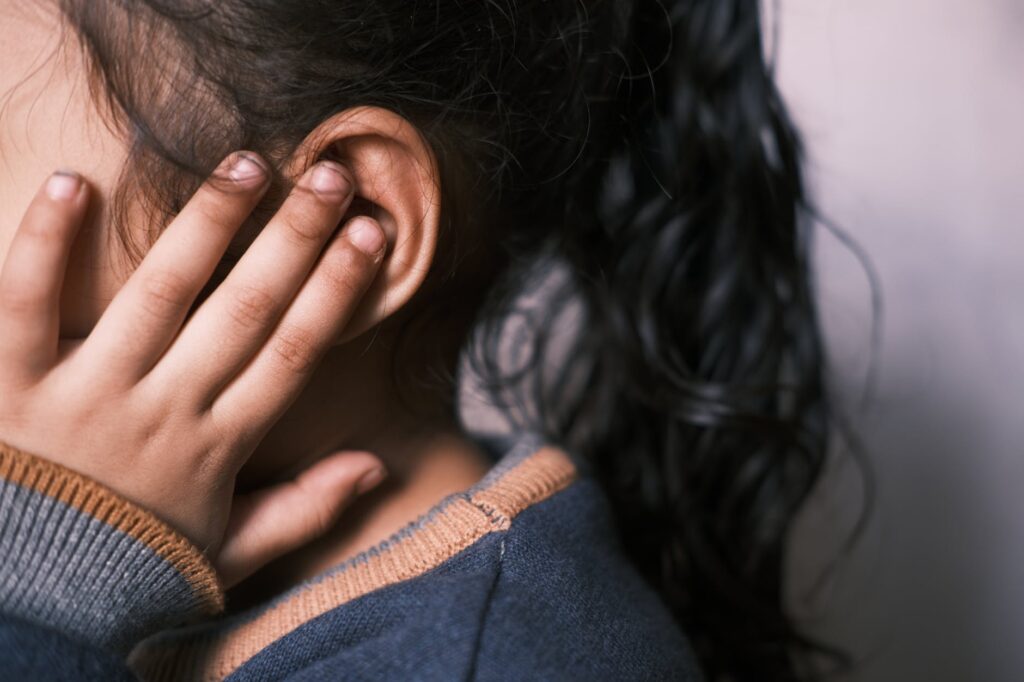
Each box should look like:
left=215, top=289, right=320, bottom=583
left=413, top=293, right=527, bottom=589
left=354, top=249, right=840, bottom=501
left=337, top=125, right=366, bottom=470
left=0, top=434, right=702, bottom=680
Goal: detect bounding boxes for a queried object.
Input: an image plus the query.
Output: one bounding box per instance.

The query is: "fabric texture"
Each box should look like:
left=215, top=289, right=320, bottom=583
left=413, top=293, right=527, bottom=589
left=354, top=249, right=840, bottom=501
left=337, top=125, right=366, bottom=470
left=0, top=435, right=702, bottom=681
left=0, top=442, right=223, bottom=656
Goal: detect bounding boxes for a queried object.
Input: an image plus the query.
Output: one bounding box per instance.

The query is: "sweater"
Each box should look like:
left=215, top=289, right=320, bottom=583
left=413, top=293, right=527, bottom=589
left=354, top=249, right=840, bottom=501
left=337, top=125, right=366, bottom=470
left=0, top=433, right=702, bottom=681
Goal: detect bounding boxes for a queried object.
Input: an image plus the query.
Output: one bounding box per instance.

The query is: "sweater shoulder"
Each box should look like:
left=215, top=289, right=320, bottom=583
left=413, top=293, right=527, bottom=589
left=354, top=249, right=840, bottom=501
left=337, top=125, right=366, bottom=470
left=234, top=478, right=702, bottom=682
left=130, top=441, right=702, bottom=681
left=473, top=478, right=704, bottom=681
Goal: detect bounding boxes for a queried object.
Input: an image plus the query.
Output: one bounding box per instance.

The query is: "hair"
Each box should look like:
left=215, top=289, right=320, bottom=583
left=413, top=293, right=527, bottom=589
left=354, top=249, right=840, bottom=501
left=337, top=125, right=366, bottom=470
left=58, top=0, right=841, bottom=679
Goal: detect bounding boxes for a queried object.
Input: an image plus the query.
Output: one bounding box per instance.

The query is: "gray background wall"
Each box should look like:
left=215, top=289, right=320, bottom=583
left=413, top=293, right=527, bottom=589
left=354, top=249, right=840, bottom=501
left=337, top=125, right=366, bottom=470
left=779, top=2, right=1024, bottom=681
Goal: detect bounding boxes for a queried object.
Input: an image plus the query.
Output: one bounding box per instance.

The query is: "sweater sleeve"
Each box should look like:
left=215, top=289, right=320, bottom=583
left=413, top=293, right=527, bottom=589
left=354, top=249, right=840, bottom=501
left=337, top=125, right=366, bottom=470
left=0, top=441, right=225, bottom=659
left=0, top=613, right=138, bottom=680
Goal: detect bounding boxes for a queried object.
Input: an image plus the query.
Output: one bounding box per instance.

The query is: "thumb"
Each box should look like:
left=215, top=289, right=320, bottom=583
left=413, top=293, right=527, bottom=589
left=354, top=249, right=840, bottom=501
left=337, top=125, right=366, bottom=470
left=215, top=451, right=387, bottom=588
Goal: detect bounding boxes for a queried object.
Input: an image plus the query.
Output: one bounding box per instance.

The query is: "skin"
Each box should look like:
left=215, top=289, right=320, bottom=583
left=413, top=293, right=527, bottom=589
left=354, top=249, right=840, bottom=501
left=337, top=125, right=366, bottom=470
left=0, top=154, right=391, bottom=584
left=0, top=2, right=492, bottom=602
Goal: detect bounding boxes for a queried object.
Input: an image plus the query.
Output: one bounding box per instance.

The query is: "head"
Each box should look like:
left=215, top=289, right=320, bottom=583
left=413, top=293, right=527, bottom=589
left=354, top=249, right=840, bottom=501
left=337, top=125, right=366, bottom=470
left=1, top=1, right=838, bottom=679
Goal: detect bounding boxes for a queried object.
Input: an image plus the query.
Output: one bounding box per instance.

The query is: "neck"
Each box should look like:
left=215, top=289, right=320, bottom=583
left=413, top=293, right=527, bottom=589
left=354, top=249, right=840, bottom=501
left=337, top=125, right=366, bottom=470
left=228, top=326, right=494, bottom=611
left=236, top=324, right=458, bottom=488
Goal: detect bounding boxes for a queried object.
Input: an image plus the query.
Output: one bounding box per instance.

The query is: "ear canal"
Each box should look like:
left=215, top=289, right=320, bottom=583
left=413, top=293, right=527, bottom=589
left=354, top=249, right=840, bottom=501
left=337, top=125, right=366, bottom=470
left=340, top=195, right=384, bottom=229
left=288, top=106, right=441, bottom=344
left=315, top=147, right=380, bottom=225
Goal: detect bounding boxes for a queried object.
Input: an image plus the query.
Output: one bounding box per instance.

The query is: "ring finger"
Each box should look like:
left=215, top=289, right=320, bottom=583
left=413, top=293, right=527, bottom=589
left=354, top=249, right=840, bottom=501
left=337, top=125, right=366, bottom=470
left=149, top=161, right=356, bottom=401
left=210, top=215, right=386, bottom=447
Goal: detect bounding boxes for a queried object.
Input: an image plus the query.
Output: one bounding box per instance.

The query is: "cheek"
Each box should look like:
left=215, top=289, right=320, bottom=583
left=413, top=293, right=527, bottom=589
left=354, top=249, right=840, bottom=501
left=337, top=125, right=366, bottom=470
left=0, top=151, right=132, bottom=340
left=0, top=7, right=133, bottom=337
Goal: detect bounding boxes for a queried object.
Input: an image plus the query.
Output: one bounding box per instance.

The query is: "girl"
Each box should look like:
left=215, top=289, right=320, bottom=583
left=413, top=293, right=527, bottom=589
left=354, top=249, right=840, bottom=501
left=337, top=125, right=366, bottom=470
left=0, top=0, right=831, bottom=680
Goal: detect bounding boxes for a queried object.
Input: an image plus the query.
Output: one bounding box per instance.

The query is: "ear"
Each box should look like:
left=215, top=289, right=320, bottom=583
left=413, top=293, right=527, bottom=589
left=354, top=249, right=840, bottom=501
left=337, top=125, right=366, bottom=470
left=284, top=106, right=440, bottom=343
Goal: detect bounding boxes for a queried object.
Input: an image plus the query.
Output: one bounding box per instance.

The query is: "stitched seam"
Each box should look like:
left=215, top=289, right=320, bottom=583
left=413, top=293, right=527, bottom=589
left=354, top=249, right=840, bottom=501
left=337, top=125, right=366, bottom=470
left=464, top=537, right=506, bottom=682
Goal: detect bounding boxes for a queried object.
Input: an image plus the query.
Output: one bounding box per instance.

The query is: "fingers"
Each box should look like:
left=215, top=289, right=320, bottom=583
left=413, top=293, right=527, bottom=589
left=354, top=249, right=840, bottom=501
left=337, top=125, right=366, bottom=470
left=152, top=161, right=358, bottom=399
left=215, top=450, right=386, bottom=588
left=82, top=152, right=270, bottom=379
left=0, top=171, right=88, bottom=379
left=210, top=215, right=385, bottom=436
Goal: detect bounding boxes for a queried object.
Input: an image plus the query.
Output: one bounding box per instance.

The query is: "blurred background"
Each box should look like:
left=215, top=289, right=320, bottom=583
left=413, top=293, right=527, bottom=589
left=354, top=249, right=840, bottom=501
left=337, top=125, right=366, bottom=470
left=777, top=1, right=1024, bottom=681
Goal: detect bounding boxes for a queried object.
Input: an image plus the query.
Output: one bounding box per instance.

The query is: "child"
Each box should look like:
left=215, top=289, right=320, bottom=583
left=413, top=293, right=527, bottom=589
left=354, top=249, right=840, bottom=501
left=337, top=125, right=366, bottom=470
left=0, top=1, right=829, bottom=679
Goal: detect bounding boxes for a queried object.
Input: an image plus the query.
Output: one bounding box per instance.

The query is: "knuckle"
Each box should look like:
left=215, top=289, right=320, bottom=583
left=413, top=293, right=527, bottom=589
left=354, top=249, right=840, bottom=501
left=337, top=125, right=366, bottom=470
left=307, top=499, right=337, bottom=537
left=190, top=180, right=255, bottom=234
left=21, top=215, right=67, bottom=245
left=204, top=402, right=260, bottom=454
left=138, top=270, right=193, bottom=321
left=0, top=283, right=43, bottom=316
left=192, top=198, right=237, bottom=235
left=269, top=325, right=321, bottom=376
left=322, top=244, right=373, bottom=297
left=226, top=285, right=277, bottom=330
left=296, top=482, right=340, bottom=538
left=278, top=210, right=331, bottom=247
left=192, top=445, right=229, bottom=489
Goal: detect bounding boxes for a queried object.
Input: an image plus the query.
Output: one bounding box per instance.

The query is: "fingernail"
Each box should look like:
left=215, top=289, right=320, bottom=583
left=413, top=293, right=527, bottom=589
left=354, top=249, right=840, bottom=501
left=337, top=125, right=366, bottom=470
left=356, top=467, right=387, bottom=494
left=307, top=161, right=351, bottom=197
left=345, top=218, right=386, bottom=257
left=228, top=153, right=266, bottom=186
left=46, top=170, right=80, bottom=201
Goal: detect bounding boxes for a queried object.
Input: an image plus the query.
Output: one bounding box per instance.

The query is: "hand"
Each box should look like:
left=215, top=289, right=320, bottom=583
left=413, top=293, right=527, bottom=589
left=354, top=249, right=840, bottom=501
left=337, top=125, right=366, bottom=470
left=0, top=154, right=389, bottom=587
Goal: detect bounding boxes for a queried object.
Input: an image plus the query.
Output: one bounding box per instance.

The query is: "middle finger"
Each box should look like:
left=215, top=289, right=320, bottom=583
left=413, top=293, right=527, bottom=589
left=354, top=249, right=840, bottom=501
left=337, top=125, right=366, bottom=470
left=149, top=160, right=355, bottom=401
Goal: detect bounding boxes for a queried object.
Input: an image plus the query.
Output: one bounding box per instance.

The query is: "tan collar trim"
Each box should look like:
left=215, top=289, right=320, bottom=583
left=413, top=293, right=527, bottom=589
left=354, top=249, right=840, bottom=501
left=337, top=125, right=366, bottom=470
left=128, top=443, right=577, bottom=681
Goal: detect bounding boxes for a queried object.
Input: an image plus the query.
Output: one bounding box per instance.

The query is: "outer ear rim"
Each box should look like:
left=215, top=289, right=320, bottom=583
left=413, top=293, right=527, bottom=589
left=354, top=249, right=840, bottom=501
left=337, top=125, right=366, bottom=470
left=284, top=106, right=441, bottom=344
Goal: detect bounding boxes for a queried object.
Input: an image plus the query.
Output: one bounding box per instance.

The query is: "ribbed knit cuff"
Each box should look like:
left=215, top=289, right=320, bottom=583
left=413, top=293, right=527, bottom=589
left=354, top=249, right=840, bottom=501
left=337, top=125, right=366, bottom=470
left=0, top=441, right=224, bottom=656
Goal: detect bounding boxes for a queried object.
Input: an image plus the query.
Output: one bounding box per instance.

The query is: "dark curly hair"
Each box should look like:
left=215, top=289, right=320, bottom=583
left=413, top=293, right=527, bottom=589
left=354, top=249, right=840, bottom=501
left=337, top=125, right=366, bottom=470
left=59, top=0, right=843, bottom=678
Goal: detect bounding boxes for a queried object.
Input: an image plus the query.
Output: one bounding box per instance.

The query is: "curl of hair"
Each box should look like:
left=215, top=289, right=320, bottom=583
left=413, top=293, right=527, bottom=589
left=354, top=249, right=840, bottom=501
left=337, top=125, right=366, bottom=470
left=59, top=0, right=841, bottom=679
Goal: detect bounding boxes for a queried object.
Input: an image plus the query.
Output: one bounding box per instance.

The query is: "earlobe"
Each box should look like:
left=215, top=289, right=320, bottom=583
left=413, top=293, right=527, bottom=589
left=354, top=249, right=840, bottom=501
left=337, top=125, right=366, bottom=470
left=284, top=106, right=440, bottom=343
